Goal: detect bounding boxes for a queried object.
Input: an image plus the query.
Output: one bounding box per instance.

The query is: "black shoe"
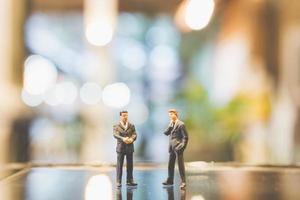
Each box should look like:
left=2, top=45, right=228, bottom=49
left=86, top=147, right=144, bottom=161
left=116, top=182, right=122, bottom=188
left=180, top=182, right=186, bottom=189
left=162, top=180, right=173, bottom=186
left=126, top=181, right=138, bottom=187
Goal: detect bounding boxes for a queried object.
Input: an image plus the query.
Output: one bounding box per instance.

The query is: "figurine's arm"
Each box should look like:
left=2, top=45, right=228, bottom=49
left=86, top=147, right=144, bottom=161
left=180, top=124, right=188, bottom=147
left=176, top=124, right=189, bottom=150
left=129, top=125, right=137, bottom=142
left=163, top=122, right=173, bottom=136
left=113, top=125, right=126, bottom=141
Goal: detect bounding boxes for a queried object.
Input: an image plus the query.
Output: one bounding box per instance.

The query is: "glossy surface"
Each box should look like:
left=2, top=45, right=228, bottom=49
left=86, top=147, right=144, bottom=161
left=0, top=163, right=300, bottom=200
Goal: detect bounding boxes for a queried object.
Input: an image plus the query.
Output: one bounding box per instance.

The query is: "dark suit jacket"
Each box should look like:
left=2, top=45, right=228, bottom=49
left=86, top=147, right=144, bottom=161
left=113, top=122, right=137, bottom=154
left=164, top=120, right=188, bottom=153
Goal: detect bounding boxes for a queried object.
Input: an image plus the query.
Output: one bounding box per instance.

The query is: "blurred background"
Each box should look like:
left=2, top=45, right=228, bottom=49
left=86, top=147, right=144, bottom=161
left=1, top=0, right=300, bottom=165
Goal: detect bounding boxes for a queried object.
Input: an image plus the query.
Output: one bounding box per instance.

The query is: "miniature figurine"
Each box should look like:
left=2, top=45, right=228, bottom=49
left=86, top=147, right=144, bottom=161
left=162, top=109, right=188, bottom=189
left=113, top=111, right=138, bottom=188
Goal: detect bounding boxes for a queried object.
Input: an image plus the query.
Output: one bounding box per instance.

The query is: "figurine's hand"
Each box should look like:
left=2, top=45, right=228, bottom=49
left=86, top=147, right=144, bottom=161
left=127, top=138, right=133, bottom=144
left=175, top=143, right=185, bottom=151
left=124, top=137, right=134, bottom=144
left=123, top=137, right=130, bottom=144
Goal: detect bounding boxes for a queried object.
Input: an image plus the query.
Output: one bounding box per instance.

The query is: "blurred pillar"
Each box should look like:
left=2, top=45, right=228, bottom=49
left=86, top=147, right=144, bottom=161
left=0, top=2, right=27, bottom=200
left=249, top=0, right=281, bottom=163
left=80, top=0, right=118, bottom=162
left=276, top=0, right=300, bottom=163
left=0, top=0, right=26, bottom=165
left=215, top=0, right=273, bottom=163
left=246, top=0, right=281, bottom=164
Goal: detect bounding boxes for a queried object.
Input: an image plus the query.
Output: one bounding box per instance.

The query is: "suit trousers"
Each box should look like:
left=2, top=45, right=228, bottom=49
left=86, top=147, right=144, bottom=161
left=167, top=150, right=186, bottom=183
left=116, top=152, right=133, bottom=182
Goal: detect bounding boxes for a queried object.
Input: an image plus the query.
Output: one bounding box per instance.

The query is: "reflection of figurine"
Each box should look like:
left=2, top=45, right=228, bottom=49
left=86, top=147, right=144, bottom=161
left=116, top=187, right=135, bottom=200
left=180, top=188, right=186, bottom=200
left=126, top=187, right=135, bottom=200
left=116, top=188, right=122, bottom=200
left=113, top=111, right=138, bottom=188
left=165, top=186, right=174, bottom=200
left=162, top=109, right=188, bottom=189
left=164, top=186, right=186, bottom=200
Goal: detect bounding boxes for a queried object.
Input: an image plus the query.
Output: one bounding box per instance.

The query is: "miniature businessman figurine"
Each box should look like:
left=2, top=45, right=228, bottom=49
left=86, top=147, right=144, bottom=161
left=162, top=109, right=188, bottom=189
left=113, top=111, right=138, bottom=188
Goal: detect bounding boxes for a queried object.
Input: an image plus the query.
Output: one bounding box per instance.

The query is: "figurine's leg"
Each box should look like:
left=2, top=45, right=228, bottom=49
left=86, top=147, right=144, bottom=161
left=117, top=153, right=125, bottom=183
left=176, top=152, right=186, bottom=183
left=167, top=151, right=176, bottom=182
left=126, top=152, right=133, bottom=182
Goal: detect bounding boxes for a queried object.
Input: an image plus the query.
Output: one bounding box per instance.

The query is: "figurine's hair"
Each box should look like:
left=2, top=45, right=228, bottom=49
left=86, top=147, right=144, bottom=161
left=120, top=110, right=128, bottom=116
left=168, top=109, right=178, bottom=116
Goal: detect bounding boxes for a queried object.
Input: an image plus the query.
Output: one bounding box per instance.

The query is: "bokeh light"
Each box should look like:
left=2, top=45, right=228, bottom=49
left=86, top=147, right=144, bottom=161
left=115, top=38, right=147, bottom=70
left=85, top=22, right=113, bottom=46
left=126, top=100, right=149, bottom=125
left=55, top=81, right=78, bottom=105
left=23, top=55, right=57, bottom=95
left=43, top=86, right=60, bottom=106
left=184, top=0, right=215, bottom=30
left=21, top=89, right=43, bottom=107
left=145, top=18, right=181, bottom=47
left=117, top=13, right=145, bottom=38
left=43, top=81, right=78, bottom=106
left=149, top=45, right=179, bottom=81
left=149, top=45, right=178, bottom=69
left=85, top=175, right=112, bottom=200
left=102, top=82, right=131, bottom=108
left=191, top=195, right=206, bottom=200
left=80, top=82, right=102, bottom=105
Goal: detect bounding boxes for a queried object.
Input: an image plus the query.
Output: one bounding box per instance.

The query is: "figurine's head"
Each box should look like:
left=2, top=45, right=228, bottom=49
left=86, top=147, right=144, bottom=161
left=120, top=110, right=128, bottom=123
left=168, top=109, right=178, bottom=121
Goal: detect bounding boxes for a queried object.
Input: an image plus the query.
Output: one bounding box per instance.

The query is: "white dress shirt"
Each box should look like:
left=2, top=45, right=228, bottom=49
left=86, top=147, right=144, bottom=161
left=120, top=121, right=128, bottom=130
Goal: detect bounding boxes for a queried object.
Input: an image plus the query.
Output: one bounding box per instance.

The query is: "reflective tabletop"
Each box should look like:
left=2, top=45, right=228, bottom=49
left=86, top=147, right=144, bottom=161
left=1, top=162, right=300, bottom=200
